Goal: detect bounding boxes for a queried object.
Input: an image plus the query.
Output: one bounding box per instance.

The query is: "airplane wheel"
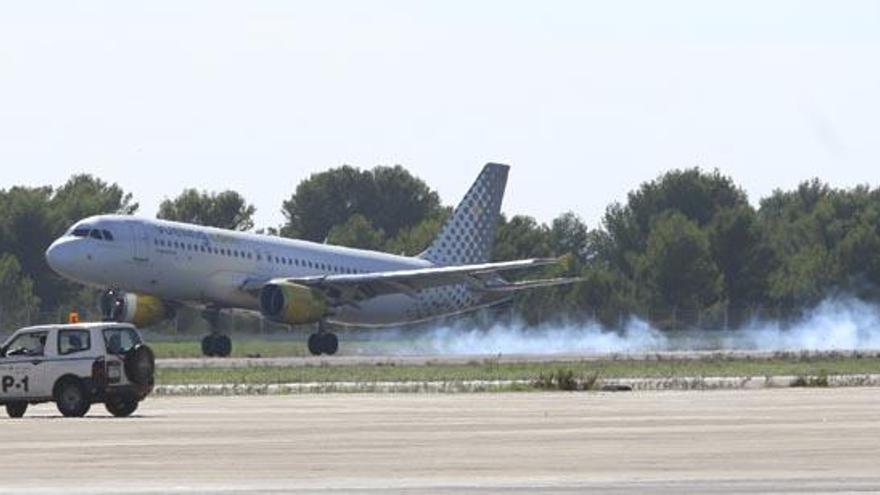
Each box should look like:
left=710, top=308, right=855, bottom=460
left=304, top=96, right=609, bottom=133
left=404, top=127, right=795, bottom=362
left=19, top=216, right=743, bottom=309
left=307, top=333, right=321, bottom=356
left=201, top=335, right=231, bottom=357
left=215, top=335, right=232, bottom=357
left=201, top=335, right=216, bottom=357
left=307, top=332, right=339, bottom=356
left=322, top=333, right=339, bottom=356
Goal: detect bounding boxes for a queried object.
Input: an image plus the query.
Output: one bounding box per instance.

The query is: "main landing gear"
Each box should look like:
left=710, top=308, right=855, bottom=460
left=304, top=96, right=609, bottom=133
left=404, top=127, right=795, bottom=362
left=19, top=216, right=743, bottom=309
left=201, top=308, right=232, bottom=357
left=307, top=320, right=338, bottom=356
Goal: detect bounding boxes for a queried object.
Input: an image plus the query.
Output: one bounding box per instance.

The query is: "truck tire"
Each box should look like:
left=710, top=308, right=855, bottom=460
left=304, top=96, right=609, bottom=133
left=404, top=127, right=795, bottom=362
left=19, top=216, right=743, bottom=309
left=105, top=396, right=139, bottom=417
left=5, top=402, right=27, bottom=418
left=124, top=344, right=155, bottom=387
left=55, top=378, right=91, bottom=418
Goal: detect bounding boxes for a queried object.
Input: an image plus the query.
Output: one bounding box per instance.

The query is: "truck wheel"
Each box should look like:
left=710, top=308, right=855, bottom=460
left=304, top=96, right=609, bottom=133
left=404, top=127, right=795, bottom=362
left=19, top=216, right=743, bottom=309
left=124, top=344, right=156, bottom=387
left=55, top=378, right=91, bottom=418
left=105, top=396, right=139, bottom=417
left=5, top=402, right=27, bottom=418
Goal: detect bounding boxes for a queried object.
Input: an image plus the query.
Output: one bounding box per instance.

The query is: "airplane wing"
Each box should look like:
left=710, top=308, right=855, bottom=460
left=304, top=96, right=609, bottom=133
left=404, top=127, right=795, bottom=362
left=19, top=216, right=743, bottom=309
left=271, top=258, right=582, bottom=306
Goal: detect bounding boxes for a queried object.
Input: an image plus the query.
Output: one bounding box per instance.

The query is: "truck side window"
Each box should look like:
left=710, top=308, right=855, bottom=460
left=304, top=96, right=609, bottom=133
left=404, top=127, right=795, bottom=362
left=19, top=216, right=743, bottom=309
left=103, top=327, right=142, bottom=354
left=58, top=329, right=91, bottom=355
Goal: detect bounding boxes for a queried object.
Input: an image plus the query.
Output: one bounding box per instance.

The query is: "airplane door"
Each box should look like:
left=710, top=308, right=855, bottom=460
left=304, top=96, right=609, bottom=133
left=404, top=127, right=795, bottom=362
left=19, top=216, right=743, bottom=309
left=129, top=223, right=150, bottom=263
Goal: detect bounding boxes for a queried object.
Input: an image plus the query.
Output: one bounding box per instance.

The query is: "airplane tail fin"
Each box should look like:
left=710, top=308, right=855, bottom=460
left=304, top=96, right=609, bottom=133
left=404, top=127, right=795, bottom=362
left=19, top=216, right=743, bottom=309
left=420, top=163, right=509, bottom=266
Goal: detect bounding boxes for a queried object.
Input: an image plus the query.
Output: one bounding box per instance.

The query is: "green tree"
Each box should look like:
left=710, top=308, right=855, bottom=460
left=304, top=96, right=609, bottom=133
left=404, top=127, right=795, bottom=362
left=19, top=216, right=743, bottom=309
left=384, top=210, right=450, bottom=256
left=637, top=212, right=723, bottom=311
left=0, top=254, right=40, bottom=326
left=708, top=205, right=776, bottom=306
left=549, top=212, right=590, bottom=262
left=493, top=215, right=552, bottom=261
left=603, top=168, right=748, bottom=277
left=281, top=165, right=442, bottom=242
left=326, top=214, right=386, bottom=251
left=0, top=175, right=138, bottom=312
left=158, top=189, right=256, bottom=231
left=52, top=174, right=138, bottom=222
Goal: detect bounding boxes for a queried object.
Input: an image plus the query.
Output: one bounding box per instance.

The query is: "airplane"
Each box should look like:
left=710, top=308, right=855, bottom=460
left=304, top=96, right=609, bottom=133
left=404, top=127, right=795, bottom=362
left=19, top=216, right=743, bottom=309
left=45, top=163, right=581, bottom=357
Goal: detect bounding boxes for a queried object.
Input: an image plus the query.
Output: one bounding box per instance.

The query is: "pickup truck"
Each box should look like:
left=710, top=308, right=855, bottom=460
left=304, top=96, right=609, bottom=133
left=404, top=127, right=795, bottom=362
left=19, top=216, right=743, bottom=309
left=0, top=322, right=154, bottom=418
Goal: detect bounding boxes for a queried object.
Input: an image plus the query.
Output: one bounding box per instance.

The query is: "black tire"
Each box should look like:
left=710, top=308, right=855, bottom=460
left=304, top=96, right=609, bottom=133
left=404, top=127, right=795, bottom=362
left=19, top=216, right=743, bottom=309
left=105, top=396, right=139, bottom=417
left=307, top=333, right=322, bottom=355
left=55, top=379, right=91, bottom=418
left=322, top=333, right=339, bottom=356
left=201, top=335, right=216, bottom=357
left=5, top=402, right=27, bottom=418
left=124, top=344, right=156, bottom=387
left=215, top=335, right=232, bottom=357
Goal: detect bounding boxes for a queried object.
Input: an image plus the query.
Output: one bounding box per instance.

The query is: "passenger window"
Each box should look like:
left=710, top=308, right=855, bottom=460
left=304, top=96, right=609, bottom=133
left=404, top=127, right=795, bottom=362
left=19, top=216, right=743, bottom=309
left=58, top=329, right=91, bottom=355
left=4, top=331, right=48, bottom=357
left=90, top=229, right=103, bottom=240
left=102, top=230, right=114, bottom=241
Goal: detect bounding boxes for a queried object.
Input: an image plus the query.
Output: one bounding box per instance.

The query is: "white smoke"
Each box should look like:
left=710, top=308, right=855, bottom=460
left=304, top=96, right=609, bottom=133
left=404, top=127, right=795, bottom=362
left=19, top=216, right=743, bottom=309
left=393, top=297, right=880, bottom=355
left=719, top=298, right=880, bottom=351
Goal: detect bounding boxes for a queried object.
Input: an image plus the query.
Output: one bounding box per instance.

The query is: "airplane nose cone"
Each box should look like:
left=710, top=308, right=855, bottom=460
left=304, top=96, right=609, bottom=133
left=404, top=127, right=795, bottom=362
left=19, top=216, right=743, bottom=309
left=46, top=239, right=71, bottom=274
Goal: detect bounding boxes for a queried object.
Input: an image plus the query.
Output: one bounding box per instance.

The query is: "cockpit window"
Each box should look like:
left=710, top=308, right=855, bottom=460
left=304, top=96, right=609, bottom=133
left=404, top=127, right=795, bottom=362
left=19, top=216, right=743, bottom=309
left=102, top=230, right=114, bottom=241
left=89, top=229, right=103, bottom=240
left=72, top=228, right=91, bottom=237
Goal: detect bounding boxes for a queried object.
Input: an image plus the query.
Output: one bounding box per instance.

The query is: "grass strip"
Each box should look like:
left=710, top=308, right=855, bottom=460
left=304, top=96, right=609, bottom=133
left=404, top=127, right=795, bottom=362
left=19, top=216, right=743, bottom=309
left=156, top=355, right=880, bottom=386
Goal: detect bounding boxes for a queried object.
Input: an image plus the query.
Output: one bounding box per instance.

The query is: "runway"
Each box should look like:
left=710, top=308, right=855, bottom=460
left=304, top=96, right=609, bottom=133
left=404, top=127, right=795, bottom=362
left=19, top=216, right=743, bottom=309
left=4, top=388, right=880, bottom=493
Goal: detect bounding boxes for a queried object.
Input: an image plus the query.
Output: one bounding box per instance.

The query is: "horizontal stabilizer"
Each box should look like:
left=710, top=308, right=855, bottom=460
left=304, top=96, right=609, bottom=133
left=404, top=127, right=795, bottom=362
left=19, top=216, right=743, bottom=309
left=474, top=277, right=586, bottom=293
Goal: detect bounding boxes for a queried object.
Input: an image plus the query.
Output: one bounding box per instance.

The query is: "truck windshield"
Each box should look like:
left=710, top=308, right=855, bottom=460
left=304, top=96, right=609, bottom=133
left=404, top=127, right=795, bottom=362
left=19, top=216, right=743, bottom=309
left=102, top=327, right=142, bottom=354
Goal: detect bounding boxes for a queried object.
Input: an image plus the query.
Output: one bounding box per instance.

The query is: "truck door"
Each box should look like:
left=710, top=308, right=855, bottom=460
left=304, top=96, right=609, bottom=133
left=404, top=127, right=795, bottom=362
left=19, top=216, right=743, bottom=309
left=0, top=330, right=49, bottom=400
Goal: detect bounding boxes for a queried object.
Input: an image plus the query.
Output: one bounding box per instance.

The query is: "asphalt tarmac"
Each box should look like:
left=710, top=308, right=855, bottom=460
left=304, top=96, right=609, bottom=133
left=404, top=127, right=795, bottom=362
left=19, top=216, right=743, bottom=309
left=3, top=388, right=880, bottom=494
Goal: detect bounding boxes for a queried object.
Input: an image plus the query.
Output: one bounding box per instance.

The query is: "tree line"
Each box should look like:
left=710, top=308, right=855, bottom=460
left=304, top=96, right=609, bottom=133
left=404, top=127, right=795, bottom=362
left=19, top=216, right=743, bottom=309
left=2, top=166, right=879, bottom=330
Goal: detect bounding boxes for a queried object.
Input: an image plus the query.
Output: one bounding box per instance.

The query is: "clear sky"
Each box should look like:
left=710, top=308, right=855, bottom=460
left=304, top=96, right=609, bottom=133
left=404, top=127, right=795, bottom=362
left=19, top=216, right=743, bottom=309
left=1, top=0, right=878, bottom=230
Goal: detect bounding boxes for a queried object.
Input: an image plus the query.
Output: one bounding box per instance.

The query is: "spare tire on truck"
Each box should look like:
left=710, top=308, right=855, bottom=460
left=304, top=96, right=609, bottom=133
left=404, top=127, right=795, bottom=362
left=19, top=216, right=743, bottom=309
left=124, top=344, right=155, bottom=387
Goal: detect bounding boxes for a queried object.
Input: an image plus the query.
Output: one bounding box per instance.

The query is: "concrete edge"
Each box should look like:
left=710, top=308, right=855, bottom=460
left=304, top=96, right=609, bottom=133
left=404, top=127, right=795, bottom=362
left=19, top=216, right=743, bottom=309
left=152, top=374, right=880, bottom=395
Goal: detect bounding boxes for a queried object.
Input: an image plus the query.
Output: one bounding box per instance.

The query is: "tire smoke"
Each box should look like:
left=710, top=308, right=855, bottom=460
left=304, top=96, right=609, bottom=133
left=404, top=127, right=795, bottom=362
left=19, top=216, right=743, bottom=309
left=396, top=297, right=880, bottom=355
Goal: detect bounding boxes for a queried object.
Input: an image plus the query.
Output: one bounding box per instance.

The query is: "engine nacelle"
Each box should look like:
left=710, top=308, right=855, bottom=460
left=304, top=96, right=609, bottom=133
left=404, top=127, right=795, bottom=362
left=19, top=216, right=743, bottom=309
left=259, top=283, right=328, bottom=325
left=101, top=291, right=175, bottom=328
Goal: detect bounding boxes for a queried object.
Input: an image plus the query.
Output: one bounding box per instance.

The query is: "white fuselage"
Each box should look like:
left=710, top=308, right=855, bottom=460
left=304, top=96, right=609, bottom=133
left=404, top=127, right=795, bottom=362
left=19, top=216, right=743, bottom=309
left=46, top=216, right=498, bottom=325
